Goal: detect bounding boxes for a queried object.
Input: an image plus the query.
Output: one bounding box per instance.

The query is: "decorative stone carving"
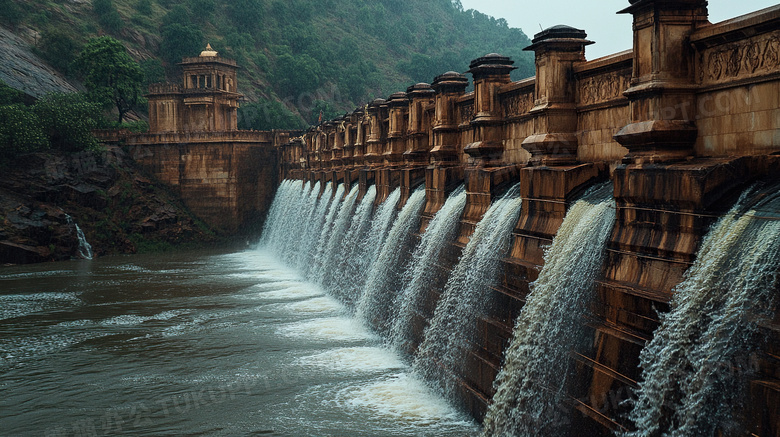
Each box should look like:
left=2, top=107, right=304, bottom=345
left=579, top=72, right=630, bottom=105
left=459, top=103, right=474, bottom=124
left=504, top=92, right=533, bottom=117
left=702, top=32, right=780, bottom=84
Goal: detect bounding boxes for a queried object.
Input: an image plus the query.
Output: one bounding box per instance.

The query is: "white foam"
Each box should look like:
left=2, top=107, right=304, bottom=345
left=0, top=292, right=81, bottom=321
left=340, top=373, right=471, bottom=426
left=298, top=347, right=406, bottom=373
left=252, top=285, right=324, bottom=301
left=101, top=309, right=187, bottom=326
left=283, top=297, right=342, bottom=314
left=278, top=317, right=376, bottom=342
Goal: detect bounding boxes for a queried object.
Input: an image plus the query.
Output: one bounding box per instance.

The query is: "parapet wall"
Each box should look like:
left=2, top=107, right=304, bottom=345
left=101, top=130, right=295, bottom=234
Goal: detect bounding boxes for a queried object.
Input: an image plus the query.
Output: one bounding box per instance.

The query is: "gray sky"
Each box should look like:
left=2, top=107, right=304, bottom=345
left=458, top=0, right=779, bottom=59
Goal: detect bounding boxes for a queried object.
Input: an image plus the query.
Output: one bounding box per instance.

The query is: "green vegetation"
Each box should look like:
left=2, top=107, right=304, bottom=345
left=6, top=0, right=535, bottom=127
left=0, top=82, right=106, bottom=165
left=76, top=36, right=145, bottom=124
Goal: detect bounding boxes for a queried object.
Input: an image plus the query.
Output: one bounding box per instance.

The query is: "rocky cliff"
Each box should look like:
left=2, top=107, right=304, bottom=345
left=0, top=146, right=217, bottom=265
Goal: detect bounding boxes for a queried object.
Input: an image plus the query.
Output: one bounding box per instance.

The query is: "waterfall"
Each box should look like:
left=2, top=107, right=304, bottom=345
left=480, top=183, right=616, bottom=437
left=414, top=184, right=523, bottom=399
left=294, top=181, right=325, bottom=270
left=308, top=183, right=346, bottom=278
left=262, top=179, right=305, bottom=254
left=390, top=185, right=467, bottom=353
left=65, top=214, right=93, bottom=260
left=330, top=186, right=379, bottom=306
left=623, top=186, right=780, bottom=437
left=315, top=184, right=360, bottom=287
left=356, top=187, right=427, bottom=334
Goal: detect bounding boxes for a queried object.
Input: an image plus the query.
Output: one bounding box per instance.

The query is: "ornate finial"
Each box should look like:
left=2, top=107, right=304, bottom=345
left=200, top=43, right=218, bottom=57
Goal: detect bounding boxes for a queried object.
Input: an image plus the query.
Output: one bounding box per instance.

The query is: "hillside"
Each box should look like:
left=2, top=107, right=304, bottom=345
left=0, top=0, right=533, bottom=128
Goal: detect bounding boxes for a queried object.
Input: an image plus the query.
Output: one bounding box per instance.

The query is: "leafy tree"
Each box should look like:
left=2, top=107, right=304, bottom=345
left=238, top=100, right=304, bottom=131
left=93, top=0, right=123, bottom=32
left=188, top=0, right=216, bottom=21
left=0, top=0, right=25, bottom=27
left=226, top=0, right=263, bottom=30
left=160, top=22, right=204, bottom=65
left=310, top=100, right=341, bottom=125
left=274, top=53, right=322, bottom=97
left=136, top=0, right=153, bottom=16
left=140, top=59, right=166, bottom=85
left=76, top=36, right=145, bottom=124
left=0, top=104, right=47, bottom=163
left=36, top=28, right=83, bottom=77
left=32, top=93, right=103, bottom=152
left=0, top=81, right=27, bottom=106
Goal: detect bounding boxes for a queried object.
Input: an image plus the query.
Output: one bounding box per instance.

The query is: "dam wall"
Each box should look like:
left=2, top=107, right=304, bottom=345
left=276, top=2, right=780, bottom=436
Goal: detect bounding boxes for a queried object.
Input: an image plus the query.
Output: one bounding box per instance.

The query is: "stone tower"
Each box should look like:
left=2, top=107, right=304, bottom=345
left=147, top=44, right=242, bottom=133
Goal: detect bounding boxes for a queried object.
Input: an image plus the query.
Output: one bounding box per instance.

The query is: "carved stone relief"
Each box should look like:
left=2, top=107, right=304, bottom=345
left=578, top=71, right=630, bottom=106
left=703, top=33, right=780, bottom=83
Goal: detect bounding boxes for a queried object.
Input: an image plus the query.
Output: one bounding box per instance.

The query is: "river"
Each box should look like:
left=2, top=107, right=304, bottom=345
left=0, top=247, right=477, bottom=436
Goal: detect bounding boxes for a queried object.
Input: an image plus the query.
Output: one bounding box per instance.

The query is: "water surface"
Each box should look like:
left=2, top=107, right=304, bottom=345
left=0, top=248, right=477, bottom=436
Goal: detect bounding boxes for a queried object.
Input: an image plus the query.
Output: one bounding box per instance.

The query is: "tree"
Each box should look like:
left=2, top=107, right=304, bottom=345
left=0, top=104, right=47, bottom=164
left=76, top=36, right=144, bottom=124
left=36, top=28, right=83, bottom=77
left=33, top=93, right=103, bottom=152
left=93, top=0, right=123, bottom=32
left=274, top=53, right=322, bottom=97
left=237, top=100, right=304, bottom=131
left=160, top=22, right=204, bottom=66
left=136, top=0, right=153, bottom=16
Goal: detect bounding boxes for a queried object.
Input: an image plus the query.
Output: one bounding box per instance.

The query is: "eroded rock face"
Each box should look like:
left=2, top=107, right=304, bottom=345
left=0, top=25, right=80, bottom=98
left=0, top=146, right=216, bottom=265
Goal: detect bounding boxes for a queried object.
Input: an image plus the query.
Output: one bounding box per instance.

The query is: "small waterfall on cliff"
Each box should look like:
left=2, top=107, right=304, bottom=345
left=356, top=187, right=427, bottom=334
left=316, top=184, right=361, bottom=287
left=65, top=214, right=93, bottom=260
left=414, top=184, right=523, bottom=398
left=390, top=185, right=467, bottom=352
left=330, top=186, right=379, bottom=305
left=624, top=187, right=780, bottom=437
left=480, top=183, right=616, bottom=437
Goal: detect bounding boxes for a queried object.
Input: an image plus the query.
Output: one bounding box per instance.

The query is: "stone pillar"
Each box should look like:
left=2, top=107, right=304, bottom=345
left=365, top=99, right=386, bottom=169
left=613, top=0, right=708, bottom=163
left=402, top=83, right=435, bottom=211
left=385, top=92, right=408, bottom=168
left=461, top=54, right=520, bottom=242
left=425, top=72, right=468, bottom=227
left=430, top=72, right=469, bottom=166
left=464, top=54, right=515, bottom=166
left=522, top=26, right=592, bottom=165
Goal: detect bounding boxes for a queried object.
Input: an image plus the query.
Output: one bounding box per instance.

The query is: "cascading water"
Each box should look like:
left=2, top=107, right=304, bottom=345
left=414, top=184, right=523, bottom=398
left=65, top=214, right=93, bottom=260
left=480, top=183, right=616, bottom=437
left=262, top=179, right=305, bottom=254
left=309, top=184, right=346, bottom=278
left=330, top=186, right=379, bottom=305
left=294, top=181, right=325, bottom=270
left=623, top=186, right=780, bottom=437
left=356, top=187, right=427, bottom=334
left=316, top=184, right=361, bottom=287
left=389, top=185, right=467, bottom=353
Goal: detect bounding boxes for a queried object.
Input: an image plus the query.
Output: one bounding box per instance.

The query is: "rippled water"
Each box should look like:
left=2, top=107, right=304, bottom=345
left=0, top=248, right=477, bottom=436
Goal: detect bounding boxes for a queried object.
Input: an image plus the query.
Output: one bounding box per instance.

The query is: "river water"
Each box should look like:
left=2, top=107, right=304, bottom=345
left=0, top=248, right=477, bottom=436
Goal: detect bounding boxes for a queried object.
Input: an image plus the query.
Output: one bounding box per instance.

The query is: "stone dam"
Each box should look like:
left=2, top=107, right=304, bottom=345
left=114, top=1, right=780, bottom=435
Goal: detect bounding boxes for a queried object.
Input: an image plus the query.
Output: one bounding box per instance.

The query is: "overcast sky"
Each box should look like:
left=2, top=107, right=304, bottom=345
left=458, top=0, right=779, bottom=59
